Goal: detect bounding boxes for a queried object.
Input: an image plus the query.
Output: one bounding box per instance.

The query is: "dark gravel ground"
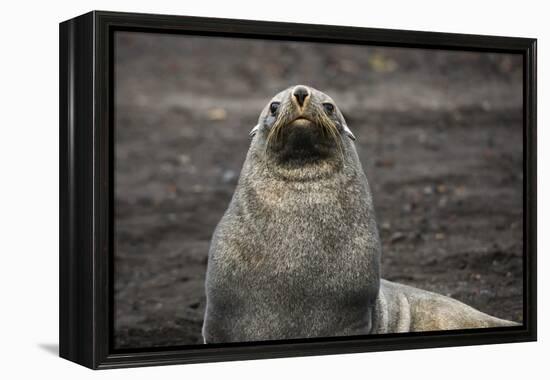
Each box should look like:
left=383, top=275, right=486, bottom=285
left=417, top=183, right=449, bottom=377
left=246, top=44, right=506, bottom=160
left=114, top=32, right=524, bottom=349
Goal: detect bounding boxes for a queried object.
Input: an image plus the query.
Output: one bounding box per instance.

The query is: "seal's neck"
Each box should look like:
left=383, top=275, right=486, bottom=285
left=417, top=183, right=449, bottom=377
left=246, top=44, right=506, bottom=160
left=245, top=142, right=361, bottom=184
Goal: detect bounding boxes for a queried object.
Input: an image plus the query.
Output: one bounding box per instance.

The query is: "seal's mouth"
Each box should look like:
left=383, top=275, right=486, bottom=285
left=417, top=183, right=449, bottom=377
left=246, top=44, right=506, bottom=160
left=288, top=117, right=314, bottom=127
left=265, top=115, right=342, bottom=164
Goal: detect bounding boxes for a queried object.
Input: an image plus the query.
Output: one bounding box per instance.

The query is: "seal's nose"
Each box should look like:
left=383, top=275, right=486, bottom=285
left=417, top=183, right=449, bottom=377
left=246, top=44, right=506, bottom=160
left=293, top=86, right=309, bottom=107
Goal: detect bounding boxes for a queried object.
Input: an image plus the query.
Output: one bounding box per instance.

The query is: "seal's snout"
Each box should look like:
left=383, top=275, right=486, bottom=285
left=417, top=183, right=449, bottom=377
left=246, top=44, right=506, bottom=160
left=293, top=86, right=310, bottom=107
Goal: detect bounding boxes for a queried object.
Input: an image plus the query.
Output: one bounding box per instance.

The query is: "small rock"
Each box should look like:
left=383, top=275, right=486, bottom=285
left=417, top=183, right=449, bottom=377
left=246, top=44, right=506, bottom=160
left=390, top=232, right=406, bottom=243
left=178, top=154, right=191, bottom=165
left=222, top=169, right=237, bottom=183
left=375, top=158, right=395, bottom=168
left=381, top=221, right=391, bottom=231
left=454, top=186, right=467, bottom=197
left=368, top=53, right=398, bottom=73
left=436, top=184, right=448, bottom=194
left=207, top=108, right=227, bottom=121
left=402, top=203, right=414, bottom=213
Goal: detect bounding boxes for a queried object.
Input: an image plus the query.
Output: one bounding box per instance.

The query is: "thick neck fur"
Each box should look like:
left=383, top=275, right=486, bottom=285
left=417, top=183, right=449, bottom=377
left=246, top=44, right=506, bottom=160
left=203, top=137, right=382, bottom=342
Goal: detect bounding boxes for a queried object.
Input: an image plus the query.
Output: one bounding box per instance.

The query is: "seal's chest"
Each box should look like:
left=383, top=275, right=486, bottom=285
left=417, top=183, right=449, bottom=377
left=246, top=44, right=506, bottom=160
left=241, top=226, right=372, bottom=292
left=211, top=175, right=379, bottom=304
left=233, top=242, right=376, bottom=320
left=234, top=192, right=373, bottom=280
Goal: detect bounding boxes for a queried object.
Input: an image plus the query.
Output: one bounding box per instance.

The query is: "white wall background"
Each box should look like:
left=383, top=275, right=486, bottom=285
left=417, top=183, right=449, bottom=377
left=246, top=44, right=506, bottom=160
left=0, top=0, right=546, bottom=378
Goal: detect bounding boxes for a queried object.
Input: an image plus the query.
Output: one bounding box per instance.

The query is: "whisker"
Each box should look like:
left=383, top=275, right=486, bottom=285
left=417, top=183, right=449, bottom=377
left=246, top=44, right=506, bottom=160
left=315, top=112, right=344, bottom=163
left=264, top=108, right=287, bottom=157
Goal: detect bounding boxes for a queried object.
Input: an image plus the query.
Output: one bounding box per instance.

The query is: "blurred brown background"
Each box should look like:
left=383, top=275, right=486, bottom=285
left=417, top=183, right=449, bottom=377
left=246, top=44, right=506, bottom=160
left=114, top=32, right=523, bottom=348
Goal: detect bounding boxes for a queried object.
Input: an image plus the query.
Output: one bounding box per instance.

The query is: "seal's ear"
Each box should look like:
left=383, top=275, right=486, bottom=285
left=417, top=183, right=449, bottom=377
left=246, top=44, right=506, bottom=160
left=342, top=122, right=356, bottom=141
left=249, top=124, right=260, bottom=137
left=339, top=113, right=356, bottom=141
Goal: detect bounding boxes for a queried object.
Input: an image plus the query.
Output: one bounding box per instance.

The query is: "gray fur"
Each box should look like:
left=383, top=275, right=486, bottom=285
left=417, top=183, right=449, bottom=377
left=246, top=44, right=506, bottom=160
left=202, top=85, right=517, bottom=344
left=372, top=280, right=518, bottom=333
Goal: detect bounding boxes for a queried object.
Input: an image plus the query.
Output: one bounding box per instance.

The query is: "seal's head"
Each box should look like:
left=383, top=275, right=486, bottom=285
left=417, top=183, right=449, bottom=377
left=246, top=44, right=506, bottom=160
left=249, top=85, right=355, bottom=167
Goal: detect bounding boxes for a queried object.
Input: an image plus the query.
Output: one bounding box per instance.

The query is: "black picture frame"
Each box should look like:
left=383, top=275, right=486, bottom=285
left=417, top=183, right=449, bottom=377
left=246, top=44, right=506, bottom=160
left=59, top=10, right=537, bottom=369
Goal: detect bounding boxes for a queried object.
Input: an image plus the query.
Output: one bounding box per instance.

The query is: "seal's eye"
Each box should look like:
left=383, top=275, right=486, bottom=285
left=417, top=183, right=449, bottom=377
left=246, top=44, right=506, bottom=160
left=323, top=103, right=335, bottom=114
left=270, top=102, right=280, bottom=115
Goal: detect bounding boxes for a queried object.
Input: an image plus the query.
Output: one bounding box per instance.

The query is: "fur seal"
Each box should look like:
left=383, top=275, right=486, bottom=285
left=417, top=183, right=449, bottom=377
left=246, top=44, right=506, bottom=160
left=202, top=85, right=517, bottom=344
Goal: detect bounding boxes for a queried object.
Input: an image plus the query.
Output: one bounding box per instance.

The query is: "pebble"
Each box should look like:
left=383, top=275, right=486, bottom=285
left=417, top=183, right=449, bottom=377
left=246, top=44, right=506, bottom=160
left=207, top=108, right=227, bottom=121
left=178, top=154, right=191, bottom=165
left=222, top=169, right=237, bottom=183
left=454, top=186, right=467, bottom=196
left=390, top=232, right=406, bottom=243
